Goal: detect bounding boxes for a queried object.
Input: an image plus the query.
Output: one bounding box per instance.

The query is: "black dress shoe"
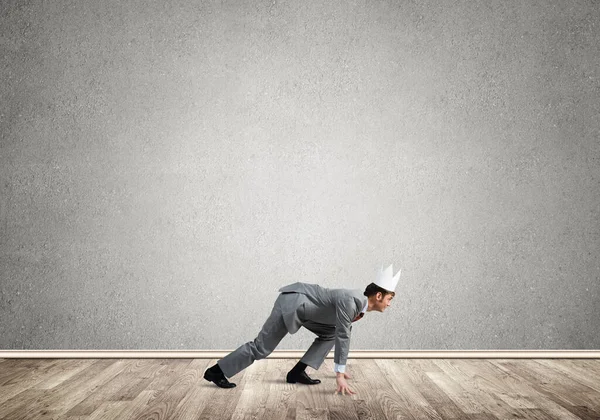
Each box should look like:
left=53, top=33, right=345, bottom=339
left=204, top=368, right=237, bottom=388
left=286, top=370, right=321, bottom=385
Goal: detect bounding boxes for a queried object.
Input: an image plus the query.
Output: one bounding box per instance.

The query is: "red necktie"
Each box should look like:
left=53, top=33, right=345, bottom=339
left=352, top=312, right=364, bottom=322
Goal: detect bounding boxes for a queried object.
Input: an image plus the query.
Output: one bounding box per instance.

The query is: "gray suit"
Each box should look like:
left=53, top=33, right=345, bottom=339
left=217, top=282, right=367, bottom=378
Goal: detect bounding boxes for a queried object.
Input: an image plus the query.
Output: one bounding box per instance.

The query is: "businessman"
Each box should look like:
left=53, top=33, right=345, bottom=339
left=204, top=264, right=400, bottom=394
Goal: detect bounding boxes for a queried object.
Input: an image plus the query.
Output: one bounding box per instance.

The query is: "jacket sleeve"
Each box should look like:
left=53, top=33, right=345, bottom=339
left=334, top=297, right=354, bottom=365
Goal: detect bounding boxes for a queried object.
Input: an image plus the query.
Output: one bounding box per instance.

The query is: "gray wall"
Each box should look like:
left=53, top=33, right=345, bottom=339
left=1, top=0, right=599, bottom=351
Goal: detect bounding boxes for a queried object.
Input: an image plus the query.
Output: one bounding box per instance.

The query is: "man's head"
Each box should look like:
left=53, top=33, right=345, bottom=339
left=363, top=282, right=395, bottom=312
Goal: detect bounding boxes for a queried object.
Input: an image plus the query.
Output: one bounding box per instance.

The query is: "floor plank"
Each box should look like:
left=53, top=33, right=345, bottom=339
left=490, top=359, right=590, bottom=420
left=0, top=358, right=598, bottom=420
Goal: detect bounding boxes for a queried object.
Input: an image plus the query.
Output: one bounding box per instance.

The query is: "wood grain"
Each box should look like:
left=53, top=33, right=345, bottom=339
left=0, top=359, right=598, bottom=419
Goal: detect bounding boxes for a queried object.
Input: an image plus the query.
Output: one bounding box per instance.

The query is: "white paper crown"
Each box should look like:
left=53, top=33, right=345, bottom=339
left=374, top=264, right=401, bottom=292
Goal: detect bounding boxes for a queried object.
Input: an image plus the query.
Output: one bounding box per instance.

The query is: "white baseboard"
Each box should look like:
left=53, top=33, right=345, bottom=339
left=1, top=350, right=599, bottom=358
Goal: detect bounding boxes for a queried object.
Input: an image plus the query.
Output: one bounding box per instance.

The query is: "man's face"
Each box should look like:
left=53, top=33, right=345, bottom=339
left=374, top=292, right=394, bottom=312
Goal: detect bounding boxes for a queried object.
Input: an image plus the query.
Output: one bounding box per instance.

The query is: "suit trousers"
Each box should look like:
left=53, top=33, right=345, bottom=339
left=217, top=293, right=336, bottom=378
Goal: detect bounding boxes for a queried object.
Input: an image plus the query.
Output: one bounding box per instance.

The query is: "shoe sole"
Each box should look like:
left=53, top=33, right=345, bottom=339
left=204, top=372, right=236, bottom=388
left=286, top=378, right=321, bottom=385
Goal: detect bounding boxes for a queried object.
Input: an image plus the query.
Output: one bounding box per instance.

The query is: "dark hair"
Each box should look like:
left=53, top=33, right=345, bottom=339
left=363, top=282, right=395, bottom=298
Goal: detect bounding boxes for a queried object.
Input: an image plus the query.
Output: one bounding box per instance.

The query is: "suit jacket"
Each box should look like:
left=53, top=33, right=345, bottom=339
left=277, top=282, right=367, bottom=366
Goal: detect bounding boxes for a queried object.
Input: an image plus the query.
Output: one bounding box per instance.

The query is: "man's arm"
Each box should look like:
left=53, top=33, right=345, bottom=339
left=333, top=299, right=357, bottom=395
left=333, top=297, right=354, bottom=370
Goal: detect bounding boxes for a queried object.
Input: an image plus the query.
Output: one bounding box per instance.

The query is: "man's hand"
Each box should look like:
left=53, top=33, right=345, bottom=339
left=334, top=372, right=356, bottom=395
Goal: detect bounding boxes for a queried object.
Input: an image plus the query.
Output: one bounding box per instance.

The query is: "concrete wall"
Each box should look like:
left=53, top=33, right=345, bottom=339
left=1, top=0, right=598, bottom=350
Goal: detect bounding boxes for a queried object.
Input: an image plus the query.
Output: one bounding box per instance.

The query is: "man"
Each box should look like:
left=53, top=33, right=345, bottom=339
left=204, top=264, right=400, bottom=394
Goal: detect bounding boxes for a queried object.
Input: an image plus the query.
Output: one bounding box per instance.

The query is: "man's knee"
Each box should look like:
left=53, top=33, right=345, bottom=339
left=250, top=338, right=273, bottom=359
left=318, top=333, right=335, bottom=342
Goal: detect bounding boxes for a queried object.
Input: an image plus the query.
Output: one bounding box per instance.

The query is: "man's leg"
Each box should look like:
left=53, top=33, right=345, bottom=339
left=215, top=300, right=288, bottom=380
left=299, top=321, right=336, bottom=370
left=285, top=321, right=335, bottom=385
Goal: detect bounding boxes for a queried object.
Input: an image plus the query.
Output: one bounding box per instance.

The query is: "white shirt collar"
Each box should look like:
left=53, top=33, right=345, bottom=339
left=361, top=300, right=368, bottom=313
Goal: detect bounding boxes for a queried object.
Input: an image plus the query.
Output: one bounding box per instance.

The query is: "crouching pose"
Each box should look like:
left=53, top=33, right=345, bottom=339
left=204, top=264, right=400, bottom=394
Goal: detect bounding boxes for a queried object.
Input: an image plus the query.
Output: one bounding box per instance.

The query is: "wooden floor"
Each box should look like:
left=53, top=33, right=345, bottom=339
left=0, top=358, right=599, bottom=420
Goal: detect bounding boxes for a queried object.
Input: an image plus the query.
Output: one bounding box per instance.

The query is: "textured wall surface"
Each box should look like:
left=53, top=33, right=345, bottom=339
left=1, top=0, right=599, bottom=350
